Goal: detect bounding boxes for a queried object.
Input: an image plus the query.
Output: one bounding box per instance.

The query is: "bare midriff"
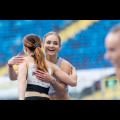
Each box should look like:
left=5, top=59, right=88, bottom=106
left=49, top=92, right=71, bottom=100
left=25, top=91, right=50, bottom=98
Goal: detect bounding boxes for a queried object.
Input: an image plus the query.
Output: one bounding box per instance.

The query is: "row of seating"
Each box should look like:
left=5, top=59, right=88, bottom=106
left=0, top=20, right=74, bottom=67
left=1, top=20, right=120, bottom=70
left=58, top=20, right=120, bottom=70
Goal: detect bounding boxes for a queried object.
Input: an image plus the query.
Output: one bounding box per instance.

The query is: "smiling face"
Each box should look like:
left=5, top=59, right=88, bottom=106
left=43, top=34, right=61, bottom=56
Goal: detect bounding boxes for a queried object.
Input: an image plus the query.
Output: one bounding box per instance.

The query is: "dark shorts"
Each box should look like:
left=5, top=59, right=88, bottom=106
left=25, top=96, right=50, bottom=100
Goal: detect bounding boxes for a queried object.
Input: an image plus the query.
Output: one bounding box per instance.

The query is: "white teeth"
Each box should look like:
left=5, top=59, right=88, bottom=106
left=48, top=49, right=55, bottom=51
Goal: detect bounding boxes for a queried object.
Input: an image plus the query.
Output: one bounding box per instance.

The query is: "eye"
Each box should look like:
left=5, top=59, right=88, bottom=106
left=46, top=41, right=51, bottom=44
left=54, top=42, right=58, bottom=45
left=109, top=48, right=115, bottom=52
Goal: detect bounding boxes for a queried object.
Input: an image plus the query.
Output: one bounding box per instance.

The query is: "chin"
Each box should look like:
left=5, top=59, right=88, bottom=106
left=47, top=53, right=56, bottom=56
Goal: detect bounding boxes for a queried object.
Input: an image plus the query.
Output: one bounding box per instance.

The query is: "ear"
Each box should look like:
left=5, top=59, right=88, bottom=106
left=24, top=46, right=27, bottom=52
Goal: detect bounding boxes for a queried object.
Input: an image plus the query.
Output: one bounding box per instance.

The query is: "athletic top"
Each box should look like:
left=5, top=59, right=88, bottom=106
left=48, top=57, right=69, bottom=95
left=26, top=63, right=51, bottom=94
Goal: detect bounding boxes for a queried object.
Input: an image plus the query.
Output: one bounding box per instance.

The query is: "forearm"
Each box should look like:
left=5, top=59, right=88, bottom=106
left=18, top=80, right=27, bottom=100
left=63, top=70, right=77, bottom=87
left=70, top=72, right=77, bottom=87
left=66, top=77, right=77, bottom=87
left=70, top=66, right=77, bottom=87
left=8, top=66, right=18, bottom=80
left=51, top=78, right=66, bottom=95
left=53, top=61, right=77, bottom=87
left=55, top=70, right=76, bottom=87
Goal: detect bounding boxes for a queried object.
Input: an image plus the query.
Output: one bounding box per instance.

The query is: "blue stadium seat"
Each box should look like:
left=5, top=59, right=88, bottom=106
left=58, top=20, right=120, bottom=70
left=0, top=20, right=74, bottom=67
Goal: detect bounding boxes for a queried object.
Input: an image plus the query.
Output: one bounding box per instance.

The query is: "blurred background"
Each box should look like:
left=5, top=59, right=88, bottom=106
left=0, top=20, right=120, bottom=100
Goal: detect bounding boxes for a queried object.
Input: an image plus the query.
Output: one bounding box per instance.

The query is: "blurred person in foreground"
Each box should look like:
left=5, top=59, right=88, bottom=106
left=105, top=24, right=120, bottom=80
left=81, top=24, right=120, bottom=100
left=92, top=24, right=120, bottom=100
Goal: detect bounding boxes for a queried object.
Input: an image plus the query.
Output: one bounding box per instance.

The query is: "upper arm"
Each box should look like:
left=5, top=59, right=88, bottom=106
left=60, top=60, right=71, bottom=75
left=59, top=60, right=77, bottom=86
left=52, top=63, right=73, bottom=86
left=58, top=60, right=71, bottom=85
left=18, top=62, right=28, bottom=81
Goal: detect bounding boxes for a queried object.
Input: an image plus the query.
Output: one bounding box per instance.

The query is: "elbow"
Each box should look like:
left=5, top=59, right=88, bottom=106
left=10, top=79, right=16, bottom=81
left=9, top=77, right=17, bottom=81
left=70, top=81, right=77, bottom=87
left=70, top=75, right=78, bottom=87
left=8, top=74, right=17, bottom=81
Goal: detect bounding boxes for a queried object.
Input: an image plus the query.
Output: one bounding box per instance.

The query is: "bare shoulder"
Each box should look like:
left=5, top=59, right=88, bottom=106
left=45, top=60, right=53, bottom=68
left=61, top=59, right=71, bottom=68
left=45, top=60, right=54, bottom=69
left=62, top=59, right=75, bottom=69
left=18, top=56, right=29, bottom=68
left=60, top=59, right=71, bottom=75
left=24, top=56, right=33, bottom=62
left=45, top=60, right=55, bottom=75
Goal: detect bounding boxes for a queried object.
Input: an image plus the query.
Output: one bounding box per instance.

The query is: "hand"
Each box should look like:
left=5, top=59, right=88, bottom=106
left=8, top=53, right=24, bottom=67
left=34, top=69, right=56, bottom=84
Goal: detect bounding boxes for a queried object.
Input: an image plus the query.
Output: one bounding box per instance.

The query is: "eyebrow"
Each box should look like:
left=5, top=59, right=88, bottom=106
left=46, top=40, right=59, bottom=42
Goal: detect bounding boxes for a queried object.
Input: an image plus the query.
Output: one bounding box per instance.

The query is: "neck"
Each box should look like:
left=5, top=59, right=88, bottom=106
left=27, top=52, right=34, bottom=57
left=45, top=55, right=58, bottom=63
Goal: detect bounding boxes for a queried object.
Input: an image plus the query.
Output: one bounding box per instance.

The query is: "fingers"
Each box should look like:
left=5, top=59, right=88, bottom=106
left=43, top=68, right=47, bottom=72
left=35, top=72, right=45, bottom=76
left=36, top=76, right=45, bottom=80
left=13, top=54, right=24, bottom=65
left=17, top=52, right=21, bottom=56
left=16, top=62, right=24, bottom=65
left=34, top=72, right=45, bottom=78
left=33, top=69, right=51, bottom=82
left=14, top=58, right=24, bottom=61
left=35, top=73, right=45, bottom=80
left=16, top=52, right=24, bottom=58
left=8, top=53, right=24, bottom=66
left=36, top=69, right=45, bottom=74
left=33, top=70, right=46, bottom=80
left=34, top=70, right=51, bottom=83
left=14, top=56, right=24, bottom=59
left=13, top=58, right=24, bottom=65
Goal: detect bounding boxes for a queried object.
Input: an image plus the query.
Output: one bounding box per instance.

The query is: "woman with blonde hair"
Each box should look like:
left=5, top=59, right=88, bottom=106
left=34, top=32, right=77, bottom=100
left=15, top=34, right=76, bottom=100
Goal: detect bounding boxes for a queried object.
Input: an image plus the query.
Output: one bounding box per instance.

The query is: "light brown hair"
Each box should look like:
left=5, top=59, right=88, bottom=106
left=23, top=34, right=48, bottom=72
left=43, top=32, right=61, bottom=46
left=110, top=24, right=120, bottom=34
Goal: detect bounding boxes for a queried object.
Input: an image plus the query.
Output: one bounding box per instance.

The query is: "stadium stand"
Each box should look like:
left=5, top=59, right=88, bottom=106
left=0, top=20, right=75, bottom=67
left=58, top=20, right=120, bottom=70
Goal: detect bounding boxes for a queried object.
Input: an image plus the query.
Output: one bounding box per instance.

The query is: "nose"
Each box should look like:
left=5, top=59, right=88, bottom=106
left=50, top=43, right=54, bottom=47
left=105, top=51, right=111, bottom=60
